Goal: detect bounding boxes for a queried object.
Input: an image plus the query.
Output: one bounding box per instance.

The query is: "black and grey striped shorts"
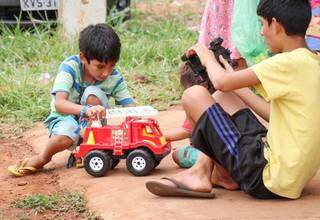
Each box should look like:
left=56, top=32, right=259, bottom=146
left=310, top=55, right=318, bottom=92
left=192, top=103, right=281, bottom=199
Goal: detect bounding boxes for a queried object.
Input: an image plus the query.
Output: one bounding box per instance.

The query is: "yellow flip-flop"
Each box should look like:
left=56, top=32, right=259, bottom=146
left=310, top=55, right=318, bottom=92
left=7, top=158, right=37, bottom=177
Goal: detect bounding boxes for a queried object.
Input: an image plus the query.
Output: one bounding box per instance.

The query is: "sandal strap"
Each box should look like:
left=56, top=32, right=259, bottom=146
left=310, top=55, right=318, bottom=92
left=19, top=158, right=37, bottom=172
left=16, top=158, right=37, bottom=174
left=20, top=158, right=30, bottom=167
left=19, top=166, right=37, bottom=172
left=161, top=177, right=191, bottom=191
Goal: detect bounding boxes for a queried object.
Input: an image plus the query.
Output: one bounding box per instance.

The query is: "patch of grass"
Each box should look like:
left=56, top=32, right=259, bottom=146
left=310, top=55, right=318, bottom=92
left=14, top=193, right=60, bottom=214
left=0, top=209, right=5, bottom=220
left=13, top=191, right=99, bottom=219
left=0, top=2, right=198, bottom=136
left=116, top=11, right=196, bottom=109
left=0, top=24, right=77, bottom=137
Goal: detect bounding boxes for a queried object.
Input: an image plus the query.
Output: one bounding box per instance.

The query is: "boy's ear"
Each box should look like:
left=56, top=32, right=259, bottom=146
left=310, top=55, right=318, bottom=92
left=272, top=17, right=285, bottom=35
left=109, top=62, right=116, bottom=69
left=105, top=60, right=116, bottom=69
left=79, top=52, right=88, bottom=64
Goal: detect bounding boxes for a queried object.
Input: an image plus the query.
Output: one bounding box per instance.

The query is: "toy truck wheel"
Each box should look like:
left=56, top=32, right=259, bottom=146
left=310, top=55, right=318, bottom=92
left=111, top=159, right=120, bottom=169
left=126, top=149, right=155, bottom=176
left=84, top=150, right=111, bottom=177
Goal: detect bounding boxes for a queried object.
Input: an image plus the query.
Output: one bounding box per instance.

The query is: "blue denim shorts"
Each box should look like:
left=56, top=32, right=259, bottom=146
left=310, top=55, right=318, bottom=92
left=47, top=115, right=80, bottom=148
left=45, top=86, right=109, bottom=148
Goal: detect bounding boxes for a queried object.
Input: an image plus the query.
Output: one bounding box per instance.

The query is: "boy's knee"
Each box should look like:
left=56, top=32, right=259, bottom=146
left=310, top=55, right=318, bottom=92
left=86, top=94, right=102, bottom=106
left=55, top=135, right=74, bottom=146
left=48, top=135, right=74, bottom=151
left=81, top=86, right=109, bottom=108
left=182, top=85, right=209, bottom=106
left=41, top=135, right=74, bottom=162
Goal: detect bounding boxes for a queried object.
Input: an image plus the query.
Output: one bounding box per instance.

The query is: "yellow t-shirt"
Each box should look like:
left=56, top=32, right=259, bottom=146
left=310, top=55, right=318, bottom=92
left=251, top=48, right=320, bottom=199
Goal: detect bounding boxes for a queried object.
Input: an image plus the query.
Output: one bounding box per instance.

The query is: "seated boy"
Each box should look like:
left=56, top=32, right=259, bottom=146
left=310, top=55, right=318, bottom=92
left=146, top=0, right=320, bottom=199
left=8, top=23, right=134, bottom=176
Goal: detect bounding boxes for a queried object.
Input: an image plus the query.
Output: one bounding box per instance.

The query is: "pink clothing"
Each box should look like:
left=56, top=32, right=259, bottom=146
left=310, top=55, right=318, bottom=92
left=311, top=0, right=320, bottom=7
left=306, top=0, right=320, bottom=50
left=182, top=118, right=192, bottom=133
left=198, top=0, right=241, bottom=59
left=307, top=0, right=320, bottom=50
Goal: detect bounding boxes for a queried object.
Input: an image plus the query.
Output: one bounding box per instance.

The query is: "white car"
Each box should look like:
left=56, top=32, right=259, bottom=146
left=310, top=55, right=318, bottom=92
left=0, top=0, right=130, bottom=27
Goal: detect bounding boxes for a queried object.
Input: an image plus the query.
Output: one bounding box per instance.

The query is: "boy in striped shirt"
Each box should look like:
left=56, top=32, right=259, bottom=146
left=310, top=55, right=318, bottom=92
left=8, top=23, right=134, bottom=176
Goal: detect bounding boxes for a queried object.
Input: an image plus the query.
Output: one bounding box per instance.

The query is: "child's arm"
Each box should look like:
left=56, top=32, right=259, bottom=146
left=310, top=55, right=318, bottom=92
left=217, top=56, right=270, bottom=122
left=233, top=88, right=270, bottom=122
left=188, top=43, right=260, bottom=91
left=188, top=43, right=270, bottom=121
left=163, top=128, right=191, bottom=142
left=55, top=92, right=82, bottom=114
left=55, top=92, right=106, bottom=120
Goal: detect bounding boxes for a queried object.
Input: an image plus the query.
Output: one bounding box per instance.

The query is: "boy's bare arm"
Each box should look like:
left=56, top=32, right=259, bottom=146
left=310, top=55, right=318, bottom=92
left=188, top=43, right=260, bottom=91
left=217, top=54, right=270, bottom=121
left=163, top=128, right=191, bottom=142
left=233, top=88, right=270, bottom=122
left=217, top=52, right=270, bottom=121
left=207, top=64, right=260, bottom=92
left=54, top=92, right=105, bottom=120
left=55, top=92, right=83, bottom=115
left=187, top=43, right=270, bottom=121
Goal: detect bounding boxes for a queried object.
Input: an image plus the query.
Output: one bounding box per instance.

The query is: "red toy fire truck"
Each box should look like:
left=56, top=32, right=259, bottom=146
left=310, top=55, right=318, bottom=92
left=73, top=116, right=171, bottom=177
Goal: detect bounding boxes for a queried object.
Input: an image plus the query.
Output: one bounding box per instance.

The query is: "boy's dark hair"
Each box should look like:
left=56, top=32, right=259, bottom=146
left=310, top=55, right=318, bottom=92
left=257, top=0, right=311, bottom=36
left=179, top=64, right=215, bottom=94
left=180, top=64, right=195, bottom=90
left=79, top=23, right=121, bottom=63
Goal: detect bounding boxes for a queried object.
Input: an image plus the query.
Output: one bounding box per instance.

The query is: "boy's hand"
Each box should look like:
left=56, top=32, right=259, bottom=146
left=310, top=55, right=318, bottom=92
left=219, top=55, right=234, bottom=72
left=85, top=105, right=106, bottom=121
left=187, top=43, right=217, bottom=67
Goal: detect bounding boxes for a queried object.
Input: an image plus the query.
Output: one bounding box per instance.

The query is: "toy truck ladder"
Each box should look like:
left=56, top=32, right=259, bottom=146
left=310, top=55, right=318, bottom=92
left=113, top=130, right=123, bottom=156
left=105, top=106, right=158, bottom=118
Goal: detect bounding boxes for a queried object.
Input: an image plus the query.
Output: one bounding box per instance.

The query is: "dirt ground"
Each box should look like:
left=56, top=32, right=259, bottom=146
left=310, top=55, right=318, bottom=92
left=1, top=108, right=320, bottom=219
left=135, top=0, right=205, bottom=19
left=0, top=133, right=81, bottom=219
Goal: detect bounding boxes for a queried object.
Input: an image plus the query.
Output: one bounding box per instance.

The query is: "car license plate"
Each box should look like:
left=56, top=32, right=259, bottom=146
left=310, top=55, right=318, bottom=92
left=20, top=0, right=58, bottom=11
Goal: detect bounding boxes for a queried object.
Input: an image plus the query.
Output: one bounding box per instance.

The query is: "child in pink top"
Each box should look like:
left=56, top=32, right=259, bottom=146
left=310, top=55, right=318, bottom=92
left=306, top=0, right=320, bottom=50
left=164, top=116, right=199, bottom=168
left=198, top=0, right=241, bottom=60
left=163, top=65, right=205, bottom=168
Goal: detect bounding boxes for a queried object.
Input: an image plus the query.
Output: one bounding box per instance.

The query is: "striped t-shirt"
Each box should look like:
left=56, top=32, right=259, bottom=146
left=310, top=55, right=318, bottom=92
left=47, top=55, right=134, bottom=119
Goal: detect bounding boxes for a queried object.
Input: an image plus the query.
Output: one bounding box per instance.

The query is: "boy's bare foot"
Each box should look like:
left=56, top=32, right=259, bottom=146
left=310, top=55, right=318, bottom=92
left=10, top=155, right=46, bottom=174
left=8, top=157, right=40, bottom=177
left=23, top=155, right=46, bottom=169
left=151, top=165, right=213, bottom=193
left=211, top=163, right=239, bottom=190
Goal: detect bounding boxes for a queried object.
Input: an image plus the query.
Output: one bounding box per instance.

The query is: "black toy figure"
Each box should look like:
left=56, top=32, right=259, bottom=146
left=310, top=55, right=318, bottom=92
left=181, top=37, right=237, bottom=92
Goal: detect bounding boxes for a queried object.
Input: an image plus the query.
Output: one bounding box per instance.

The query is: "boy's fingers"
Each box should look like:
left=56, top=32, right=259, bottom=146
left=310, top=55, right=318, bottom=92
left=186, top=47, right=196, bottom=57
left=186, top=43, right=203, bottom=56
left=99, top=109, right=106, bottom=120
left=89, top=106, right=106, bottom=120
left=219, top=55, right=234, bottom=72
left=87, top=111, right=94, bottom=119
